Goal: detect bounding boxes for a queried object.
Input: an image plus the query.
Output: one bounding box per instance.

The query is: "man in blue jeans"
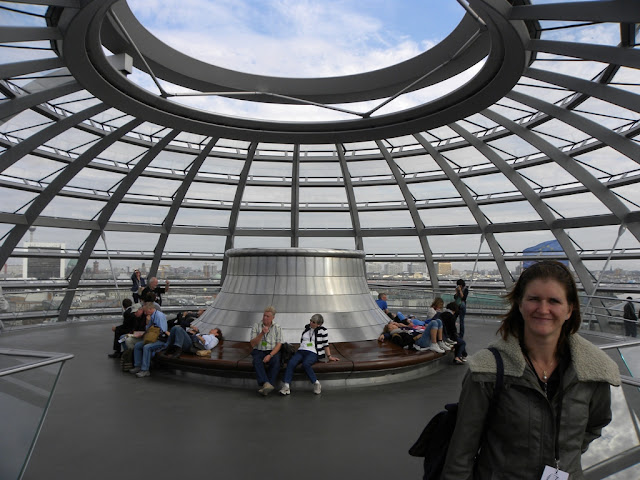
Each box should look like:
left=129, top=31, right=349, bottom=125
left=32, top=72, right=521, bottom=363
left=249, top=306, right=282, bottom=396
left=130, top=301, right=168, bottom=378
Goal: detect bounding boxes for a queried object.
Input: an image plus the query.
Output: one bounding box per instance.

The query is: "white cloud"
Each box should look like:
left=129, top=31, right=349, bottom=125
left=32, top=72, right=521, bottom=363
left=128, top=0, right=445, bottom=77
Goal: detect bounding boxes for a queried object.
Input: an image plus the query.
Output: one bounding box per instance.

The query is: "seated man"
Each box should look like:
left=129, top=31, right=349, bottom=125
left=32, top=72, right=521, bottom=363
left=130, top=301, right=169, bottom=378
left=121, top=303, right=147, bottom=351
left=376, top=293, right=394, bottom=320
left=249, top=306, right=282, bottom=396
left=108, top=298, right=137, bottom=358
left=164, top=324, right=223, bottom=358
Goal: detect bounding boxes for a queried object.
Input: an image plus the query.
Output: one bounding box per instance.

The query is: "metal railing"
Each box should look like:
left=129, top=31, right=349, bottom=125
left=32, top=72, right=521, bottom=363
left=0, top=348, right=74, bottom=480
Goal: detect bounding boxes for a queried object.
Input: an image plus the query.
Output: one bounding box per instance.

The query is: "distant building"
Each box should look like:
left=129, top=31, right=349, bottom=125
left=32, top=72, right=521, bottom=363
left=22, top=242, right=66, bottom=279
left=203, top=263, right=219, bottom=278
left=438, top=262, right=452, bottom=275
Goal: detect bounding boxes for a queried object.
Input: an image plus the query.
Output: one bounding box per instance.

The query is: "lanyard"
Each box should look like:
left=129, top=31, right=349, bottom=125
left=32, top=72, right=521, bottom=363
left=523, top=350, right=565, bottom=468
left=553, top=363, right=565, bottom=468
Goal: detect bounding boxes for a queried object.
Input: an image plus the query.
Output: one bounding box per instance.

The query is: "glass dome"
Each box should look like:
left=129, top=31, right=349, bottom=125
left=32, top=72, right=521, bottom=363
left=1, top=0, right=639, bottom=320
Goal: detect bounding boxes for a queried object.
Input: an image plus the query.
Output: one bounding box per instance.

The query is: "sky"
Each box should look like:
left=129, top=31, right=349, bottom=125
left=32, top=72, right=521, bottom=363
left=125, top=0, right=472, bottom=121
left=128, top=0, right=464, bottom=76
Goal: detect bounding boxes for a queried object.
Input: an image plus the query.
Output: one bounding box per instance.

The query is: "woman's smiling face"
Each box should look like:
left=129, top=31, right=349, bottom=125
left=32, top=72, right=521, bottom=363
left=519, top=278, right=573, bottom=344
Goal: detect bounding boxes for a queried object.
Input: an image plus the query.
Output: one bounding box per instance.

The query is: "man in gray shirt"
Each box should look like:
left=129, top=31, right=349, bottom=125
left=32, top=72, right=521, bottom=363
left=249, top=306, right=282, bottom=396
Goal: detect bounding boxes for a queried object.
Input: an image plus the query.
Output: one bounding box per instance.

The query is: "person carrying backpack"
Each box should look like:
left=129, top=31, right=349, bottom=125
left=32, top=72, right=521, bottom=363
left=441, top=261, right=620, bottom=480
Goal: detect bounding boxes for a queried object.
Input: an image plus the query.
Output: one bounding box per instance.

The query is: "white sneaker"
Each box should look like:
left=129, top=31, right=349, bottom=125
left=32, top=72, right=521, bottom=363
left=413, top=344, right=425, bottom=351
left=445, top=339, right=456, bottom=346
left=279, top=383, right=291, bottom=395
left=429, top=344, right=445, bottom=354
left=438, top=341, right=452, bottom=351
left=313, top=381, right=322, bottom=395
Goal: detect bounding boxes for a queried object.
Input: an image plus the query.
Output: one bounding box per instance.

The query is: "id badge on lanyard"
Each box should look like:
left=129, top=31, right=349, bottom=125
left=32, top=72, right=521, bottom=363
left=541, top=465, right=569, bottom=480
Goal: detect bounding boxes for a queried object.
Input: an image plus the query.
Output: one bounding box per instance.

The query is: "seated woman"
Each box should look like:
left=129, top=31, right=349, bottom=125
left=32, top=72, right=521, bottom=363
left=410, top=298, right=445, bottom=326
left=413, top=315, right=452, bottom=354
left=279, top=314, right=339, bottom=396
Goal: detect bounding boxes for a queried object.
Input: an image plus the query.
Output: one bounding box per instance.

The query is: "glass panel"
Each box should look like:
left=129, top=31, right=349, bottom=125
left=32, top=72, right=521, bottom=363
left=40, top=196, right=106, bottom=220
left=299, top=212, right=352, bottom=229
left=480, top=201, right=543, bottom=223
left=363, top=236, right=422, bottom=254
left=0, top=355, right=67, bottom=480
left=173, top=208, right=231, bottom=227
left=298, top=237, right=355, bottom=249
left=419, top=206, right=476, bottom=227
left=234, top=236, right=291, bottom=248
left=359, top=210, right=414, bottom=228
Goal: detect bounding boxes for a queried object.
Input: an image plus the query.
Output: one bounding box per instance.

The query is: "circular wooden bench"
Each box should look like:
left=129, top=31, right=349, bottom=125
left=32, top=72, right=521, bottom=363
left=154, top=339, right=452, bottom=389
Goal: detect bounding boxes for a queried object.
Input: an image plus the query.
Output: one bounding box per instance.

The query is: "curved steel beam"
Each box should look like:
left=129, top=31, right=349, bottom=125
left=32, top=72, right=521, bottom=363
left=511, top=1, right=640, bottom=22
left=414, top=131, right=513, bottom=287
left=376, top=140, right=439, bottom=288
left=524, top=67, right=640, bottom=116
left=337, top=146, right=363, bottom=251
left=0, top=58, right=65, bottom=80
left=481, top=107, right=640, bottom=240
left=149, top=137, right=218, bottom=277
left=0, top=80, right=82, bottom=122
left=220, top=143, right=256, bottom=282
left=0, top=118, right=142, bottom=269
left=529, top=40, right=640, bottom=70
left=506, top=90, right=640, bottom=167
left=291, top=145, right=300, bottom=248
left=58, top=129, right=180, bottom=320
left=0, top=103, right=108, bottom=173
left=448, top=122, right=597, bottom=296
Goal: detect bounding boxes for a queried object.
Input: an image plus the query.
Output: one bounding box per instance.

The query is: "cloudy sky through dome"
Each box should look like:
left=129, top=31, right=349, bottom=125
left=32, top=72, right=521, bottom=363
left=127, top=0, right=465, bottom=77
left=126, top=0, right=471, bottom=121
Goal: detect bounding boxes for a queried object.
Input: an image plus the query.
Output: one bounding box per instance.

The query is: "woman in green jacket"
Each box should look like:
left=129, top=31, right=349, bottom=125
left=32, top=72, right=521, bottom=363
left=442, top=261, right=620, bottom=479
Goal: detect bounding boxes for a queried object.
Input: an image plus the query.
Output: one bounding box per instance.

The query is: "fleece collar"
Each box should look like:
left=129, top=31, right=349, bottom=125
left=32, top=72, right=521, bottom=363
left=468, top=334, right=620, bottom=386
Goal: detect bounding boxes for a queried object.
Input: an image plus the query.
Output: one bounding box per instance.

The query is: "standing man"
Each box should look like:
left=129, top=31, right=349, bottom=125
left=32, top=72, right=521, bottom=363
left=249, top=306, right=282, bottom=396
left=623, top=296, right=637, bottom=338
left=141, top=276, right=170, bottom=306
left=454, top=279, right=469, bottom=338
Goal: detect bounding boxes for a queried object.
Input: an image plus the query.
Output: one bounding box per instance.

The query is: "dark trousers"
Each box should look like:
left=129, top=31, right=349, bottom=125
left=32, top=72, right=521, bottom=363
left=458, top=302, right=467, bottom=338
left=624, top=319, right=637, bottom=337
left=251, top=349, right=281, bottom=386
left=112, top=325, right=128, bottom=351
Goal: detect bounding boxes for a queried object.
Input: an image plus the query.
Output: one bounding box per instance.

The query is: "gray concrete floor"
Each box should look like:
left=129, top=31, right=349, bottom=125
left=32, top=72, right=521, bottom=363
left=2, top=317, right=502, bottom=480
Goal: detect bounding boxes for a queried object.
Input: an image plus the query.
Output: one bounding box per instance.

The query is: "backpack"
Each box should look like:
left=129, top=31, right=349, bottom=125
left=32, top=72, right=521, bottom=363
left=120, top=348, right=134, bottom=372
left=408, top=347, right=504, bottom=479
left=280, top=342, right=296, bottom=366
left=391, top=331, right=415, bottom=348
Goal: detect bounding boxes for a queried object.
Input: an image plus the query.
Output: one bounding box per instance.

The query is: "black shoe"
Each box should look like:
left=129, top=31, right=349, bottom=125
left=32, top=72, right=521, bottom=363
left=163, top=345, right=176, bottom=356
left=170, top=347, right=183, bottom=359
left=108, top=351, right=122, bottom=358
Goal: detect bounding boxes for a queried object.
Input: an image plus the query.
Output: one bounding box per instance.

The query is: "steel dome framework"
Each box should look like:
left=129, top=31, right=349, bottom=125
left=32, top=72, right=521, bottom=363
left=0, top=0, right=639, bottom=321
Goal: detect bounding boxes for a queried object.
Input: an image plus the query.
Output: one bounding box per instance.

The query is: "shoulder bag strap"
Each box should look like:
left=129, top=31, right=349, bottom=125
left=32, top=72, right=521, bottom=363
left=478, top=347, right=504, bottom=446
